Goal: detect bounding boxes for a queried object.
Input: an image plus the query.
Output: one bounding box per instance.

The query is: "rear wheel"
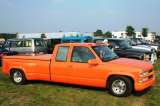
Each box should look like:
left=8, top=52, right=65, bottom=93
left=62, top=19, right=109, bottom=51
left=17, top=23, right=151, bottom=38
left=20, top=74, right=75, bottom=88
left=109, top=76, right=133, bottom=97
left=10, top=70, right=26, bottom=85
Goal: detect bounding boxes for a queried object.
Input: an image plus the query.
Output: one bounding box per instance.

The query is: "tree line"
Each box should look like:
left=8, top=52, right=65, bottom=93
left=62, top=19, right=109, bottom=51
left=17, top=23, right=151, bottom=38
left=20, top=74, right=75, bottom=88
left=94, top=26, right=149, bottom=38
left=0, top=33, right=17, bottom=40
left=0, top=26, right=151, bottom=40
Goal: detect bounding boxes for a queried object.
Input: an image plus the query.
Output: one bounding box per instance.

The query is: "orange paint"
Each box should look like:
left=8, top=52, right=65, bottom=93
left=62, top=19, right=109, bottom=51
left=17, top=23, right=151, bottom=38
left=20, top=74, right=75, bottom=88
left=2, top=43, right=155, bottom=91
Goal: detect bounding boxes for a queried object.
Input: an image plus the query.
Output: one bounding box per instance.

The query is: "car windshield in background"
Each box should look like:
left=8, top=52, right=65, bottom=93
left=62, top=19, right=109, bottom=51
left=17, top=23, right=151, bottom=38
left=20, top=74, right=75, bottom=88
left=92, top=45, right=118, bottom=62
left=93, top=39, right=104, bottom=43
left=139, top=39, right=148, bottom=44
left=118, top=40, right=132, bottom=49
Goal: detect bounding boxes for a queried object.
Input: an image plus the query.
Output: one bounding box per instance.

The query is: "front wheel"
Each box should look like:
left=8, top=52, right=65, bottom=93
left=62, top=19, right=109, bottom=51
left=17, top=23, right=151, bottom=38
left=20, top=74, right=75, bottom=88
left=109, top=76, right=133, bottom=97
left=10, top=70, right=26, bottom=85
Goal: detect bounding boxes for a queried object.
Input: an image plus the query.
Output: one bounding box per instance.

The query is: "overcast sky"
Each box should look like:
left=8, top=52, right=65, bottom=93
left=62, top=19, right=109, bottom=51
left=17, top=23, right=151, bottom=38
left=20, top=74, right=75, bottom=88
left=0, top=0, right=160, bottom=33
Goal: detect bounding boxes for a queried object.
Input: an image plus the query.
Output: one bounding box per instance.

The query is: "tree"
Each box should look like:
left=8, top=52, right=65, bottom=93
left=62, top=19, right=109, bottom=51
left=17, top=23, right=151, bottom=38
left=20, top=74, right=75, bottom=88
left=104, top=31, right=112, bottom=38
left=126, top=26, right=136, bottom=38
left=94, top=29, right=103, bottom=37
left=41, top=33, right=46, bottom=38
left=0, top=33, right=17, bottom=40
left=142, top=28, right=148, bottom=37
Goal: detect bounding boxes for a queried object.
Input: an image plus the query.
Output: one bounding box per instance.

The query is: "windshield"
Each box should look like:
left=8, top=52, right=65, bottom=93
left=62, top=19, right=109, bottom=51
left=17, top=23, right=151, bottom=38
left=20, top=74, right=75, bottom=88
left=92, top=45, right=118, bottom=62
left=118, top=40, right=132, bottom=49
left=139, top=39, right=148, bottom=44
left=127, top=39, right=137, bottom=46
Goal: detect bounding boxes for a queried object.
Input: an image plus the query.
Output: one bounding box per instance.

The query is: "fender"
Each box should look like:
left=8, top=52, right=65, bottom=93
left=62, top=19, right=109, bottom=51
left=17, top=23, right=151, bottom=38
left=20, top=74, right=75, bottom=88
left=105, top=72, right=137, bottom=87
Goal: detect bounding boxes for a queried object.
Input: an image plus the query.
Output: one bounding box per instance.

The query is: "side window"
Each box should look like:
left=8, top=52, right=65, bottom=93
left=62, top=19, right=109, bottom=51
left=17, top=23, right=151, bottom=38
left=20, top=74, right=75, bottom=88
left=3, top=41, right=10, bottom=48
left=56, top=46, right=69, bottom=62
left=10, top=41, right=18, bottom=47
left=71, top=46, right=95, bottom=63
left=24, top=40, right=32, bottom=47
left=35, top=40, right=45, bottom=47
left=16, top=41, right=23, bottom=47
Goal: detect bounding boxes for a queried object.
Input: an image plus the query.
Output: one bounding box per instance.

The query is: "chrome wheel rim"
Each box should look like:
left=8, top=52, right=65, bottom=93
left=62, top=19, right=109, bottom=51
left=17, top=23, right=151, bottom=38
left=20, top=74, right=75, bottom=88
left=13, top=71, right=22, bottom=83
left=112, top=80, right=127, bottom=95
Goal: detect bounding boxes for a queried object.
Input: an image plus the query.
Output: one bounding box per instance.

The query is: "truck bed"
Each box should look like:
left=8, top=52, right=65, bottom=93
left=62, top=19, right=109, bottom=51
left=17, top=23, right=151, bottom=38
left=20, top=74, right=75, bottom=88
left=3, top=54, right=52, bottom=61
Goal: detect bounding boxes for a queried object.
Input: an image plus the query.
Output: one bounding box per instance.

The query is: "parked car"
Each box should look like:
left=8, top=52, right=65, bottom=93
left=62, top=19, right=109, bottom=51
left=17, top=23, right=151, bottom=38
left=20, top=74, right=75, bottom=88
left=131, top=38, right=160, bottom=56
left=107, top=38, right=157, bottom=64
left=127, top=39, right=156, bottom=52
left=44, top=38, right=61, bottom=54
left=3, top=38, right=47, bottom=54
left=45, top=36, right=93, bottom=54
left=3, top=43, right=155, bottom=97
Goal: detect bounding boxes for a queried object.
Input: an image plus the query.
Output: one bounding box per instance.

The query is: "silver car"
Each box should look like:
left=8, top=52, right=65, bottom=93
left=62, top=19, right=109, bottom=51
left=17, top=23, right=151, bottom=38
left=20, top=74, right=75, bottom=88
left=3, top=38, right=47, bottom=54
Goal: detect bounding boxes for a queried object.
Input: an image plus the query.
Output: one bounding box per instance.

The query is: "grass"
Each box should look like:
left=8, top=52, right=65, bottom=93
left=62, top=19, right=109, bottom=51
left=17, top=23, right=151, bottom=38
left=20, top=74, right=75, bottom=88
left=0, top=60, right=160, bottom=106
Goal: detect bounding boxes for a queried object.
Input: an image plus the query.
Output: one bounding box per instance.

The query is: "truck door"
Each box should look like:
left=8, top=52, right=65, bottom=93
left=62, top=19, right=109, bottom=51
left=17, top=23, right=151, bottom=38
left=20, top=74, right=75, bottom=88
left=50, top=46, right=72, bottom=83
left=68, top=46, right=104, bottom=87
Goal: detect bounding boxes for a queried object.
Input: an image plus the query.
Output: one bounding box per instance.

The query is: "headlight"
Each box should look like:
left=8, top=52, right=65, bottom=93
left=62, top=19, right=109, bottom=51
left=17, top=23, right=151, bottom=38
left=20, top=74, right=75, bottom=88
left=139, top=77, right=149, bottom=83
left=139, top=71, right=150, bottom=83
left=144, top=54, right=150, bottom=61
left=139, top=71, right=149, bottom=77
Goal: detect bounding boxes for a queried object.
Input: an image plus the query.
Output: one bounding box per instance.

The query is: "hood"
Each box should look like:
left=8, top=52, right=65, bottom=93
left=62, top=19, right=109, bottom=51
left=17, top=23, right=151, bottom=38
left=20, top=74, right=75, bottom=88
left=106, top=58, right=153, bottom=71
left=132, top=46, right=151, bottom=51
left=124, top=47, right=152, bottom=54
left=137, top=45, right=152, bottom=49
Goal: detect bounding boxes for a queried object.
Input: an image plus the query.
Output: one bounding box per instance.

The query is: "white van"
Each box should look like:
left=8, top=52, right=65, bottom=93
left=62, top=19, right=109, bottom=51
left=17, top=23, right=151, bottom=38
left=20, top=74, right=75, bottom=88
left=3, top=38, right=47, bottom=54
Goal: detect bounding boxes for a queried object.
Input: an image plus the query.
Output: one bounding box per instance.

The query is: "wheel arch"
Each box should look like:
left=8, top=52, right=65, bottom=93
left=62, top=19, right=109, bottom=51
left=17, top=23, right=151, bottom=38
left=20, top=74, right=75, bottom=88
left=9, top=68, right=26, bottom=77
left=106, top=74, right=135, bottom=89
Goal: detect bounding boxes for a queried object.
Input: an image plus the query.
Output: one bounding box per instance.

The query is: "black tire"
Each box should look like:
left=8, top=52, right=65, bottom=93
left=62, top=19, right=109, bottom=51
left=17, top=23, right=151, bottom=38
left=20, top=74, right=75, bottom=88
left=10, top=69, right=26, bottom=85
left=108, top=76, right=133, bottom=97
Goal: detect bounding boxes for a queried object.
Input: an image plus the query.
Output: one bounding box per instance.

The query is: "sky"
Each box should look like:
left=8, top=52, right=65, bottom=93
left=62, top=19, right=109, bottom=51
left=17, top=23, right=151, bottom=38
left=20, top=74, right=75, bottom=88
left=0, top=0, right=160, bottom=33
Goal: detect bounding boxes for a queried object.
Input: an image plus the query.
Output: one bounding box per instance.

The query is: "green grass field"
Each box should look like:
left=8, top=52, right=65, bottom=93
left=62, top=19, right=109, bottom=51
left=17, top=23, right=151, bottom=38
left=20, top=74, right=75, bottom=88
left=0, top=60, right=160, bottom=106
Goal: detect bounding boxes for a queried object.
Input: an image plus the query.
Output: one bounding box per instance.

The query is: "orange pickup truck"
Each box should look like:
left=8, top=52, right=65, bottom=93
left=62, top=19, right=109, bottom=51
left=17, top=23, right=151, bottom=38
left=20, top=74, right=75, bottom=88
left=2, top=43, right=155, bottom=97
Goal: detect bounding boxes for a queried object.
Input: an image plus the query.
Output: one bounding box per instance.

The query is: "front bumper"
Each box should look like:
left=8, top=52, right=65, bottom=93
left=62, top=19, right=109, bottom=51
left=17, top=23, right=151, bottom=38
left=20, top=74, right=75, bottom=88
left=135, top=74, right=156, bottom=91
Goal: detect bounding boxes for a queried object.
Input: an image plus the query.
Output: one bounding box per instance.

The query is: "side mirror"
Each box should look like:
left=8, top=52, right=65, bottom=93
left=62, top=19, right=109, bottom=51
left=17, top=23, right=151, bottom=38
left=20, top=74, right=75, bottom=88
left=88, top=59, right=99, bottom=65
